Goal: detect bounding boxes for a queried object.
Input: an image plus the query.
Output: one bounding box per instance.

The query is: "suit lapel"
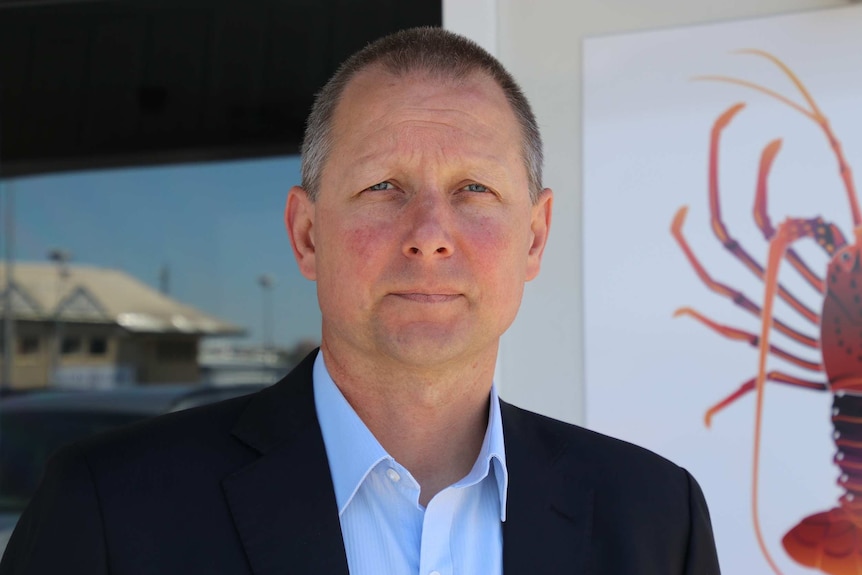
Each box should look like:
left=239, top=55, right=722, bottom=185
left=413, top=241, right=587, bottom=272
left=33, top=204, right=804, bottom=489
left=222, top=351, right=349, bottom=575
left=501, top=401, right=595, bottom=575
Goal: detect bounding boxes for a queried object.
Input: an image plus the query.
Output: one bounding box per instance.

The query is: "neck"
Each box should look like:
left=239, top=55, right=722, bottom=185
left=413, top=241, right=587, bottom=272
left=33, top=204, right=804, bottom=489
left=321, top=343, right=495, bottom=506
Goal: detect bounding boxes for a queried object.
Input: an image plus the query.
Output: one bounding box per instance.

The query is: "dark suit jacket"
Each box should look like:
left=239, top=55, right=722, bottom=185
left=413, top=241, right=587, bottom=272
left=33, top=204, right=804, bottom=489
left=0, top=351, right=720, bottom=574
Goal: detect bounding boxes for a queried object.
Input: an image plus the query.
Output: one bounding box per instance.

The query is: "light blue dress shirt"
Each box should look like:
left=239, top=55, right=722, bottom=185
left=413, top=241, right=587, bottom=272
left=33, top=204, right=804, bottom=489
left=313, top=353, right=508, bottom=575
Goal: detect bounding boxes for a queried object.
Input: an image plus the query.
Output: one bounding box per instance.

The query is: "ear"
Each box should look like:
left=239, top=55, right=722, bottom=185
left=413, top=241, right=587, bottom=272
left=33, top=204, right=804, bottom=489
left=285, top=186, right=317, bottom=280
left=525, top=188, right=553, bottom=282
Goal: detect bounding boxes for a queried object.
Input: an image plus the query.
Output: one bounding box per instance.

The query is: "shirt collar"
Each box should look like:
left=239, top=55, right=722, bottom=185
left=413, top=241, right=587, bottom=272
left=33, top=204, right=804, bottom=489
left=312, top=351, right=508, bottom=520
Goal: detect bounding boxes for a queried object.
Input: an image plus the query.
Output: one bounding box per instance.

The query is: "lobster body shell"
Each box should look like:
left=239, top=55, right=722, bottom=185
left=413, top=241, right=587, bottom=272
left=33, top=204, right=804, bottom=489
left=821, top=247, right=862, bottom=392
left=783, top=245, right=862, bottom=574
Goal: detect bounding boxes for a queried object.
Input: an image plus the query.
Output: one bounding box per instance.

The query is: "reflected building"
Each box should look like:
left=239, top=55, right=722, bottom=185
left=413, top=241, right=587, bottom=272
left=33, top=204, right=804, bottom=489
left=0, top=263, right=243, bottom=390
left=198, top=339, right=318, bottom=386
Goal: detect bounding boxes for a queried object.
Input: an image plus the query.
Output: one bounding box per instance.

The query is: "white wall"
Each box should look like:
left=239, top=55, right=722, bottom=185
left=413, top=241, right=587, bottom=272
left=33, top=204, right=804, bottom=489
left=445, top=0, right=847, bottom=425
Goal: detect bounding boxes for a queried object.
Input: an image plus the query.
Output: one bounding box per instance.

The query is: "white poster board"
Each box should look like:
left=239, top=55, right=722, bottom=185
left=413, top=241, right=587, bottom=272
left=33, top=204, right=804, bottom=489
left=584, top=6, right=862, bottom=574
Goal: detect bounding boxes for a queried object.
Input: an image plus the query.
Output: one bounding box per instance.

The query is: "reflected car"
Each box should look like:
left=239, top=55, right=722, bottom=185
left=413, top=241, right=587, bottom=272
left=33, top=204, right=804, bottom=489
left=0, top=384, right=268, bottom=554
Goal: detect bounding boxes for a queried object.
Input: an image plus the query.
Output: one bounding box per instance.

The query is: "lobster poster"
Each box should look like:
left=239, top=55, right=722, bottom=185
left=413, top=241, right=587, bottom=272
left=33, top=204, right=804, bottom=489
left=583, top=6, right=862, bottom=575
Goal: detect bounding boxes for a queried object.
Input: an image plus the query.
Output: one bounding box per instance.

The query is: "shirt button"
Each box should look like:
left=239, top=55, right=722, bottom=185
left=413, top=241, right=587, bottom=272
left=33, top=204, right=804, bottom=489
left=386, top=468, right=401, bottom=482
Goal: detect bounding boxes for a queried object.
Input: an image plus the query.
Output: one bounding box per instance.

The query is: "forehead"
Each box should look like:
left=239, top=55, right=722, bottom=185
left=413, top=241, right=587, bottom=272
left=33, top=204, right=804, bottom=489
left=328, top=66, right=522, bottom=158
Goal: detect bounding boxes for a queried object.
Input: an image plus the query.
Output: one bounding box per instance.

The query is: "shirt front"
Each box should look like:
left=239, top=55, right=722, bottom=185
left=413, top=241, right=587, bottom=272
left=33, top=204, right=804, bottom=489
left=313, top=353, right=508, bottom=575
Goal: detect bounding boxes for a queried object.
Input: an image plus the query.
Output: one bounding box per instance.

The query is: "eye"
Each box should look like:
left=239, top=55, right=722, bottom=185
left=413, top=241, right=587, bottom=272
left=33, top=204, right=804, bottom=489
left=366, top=181, right=394, bottom=191
left=463, top=183, right=489, bottom=193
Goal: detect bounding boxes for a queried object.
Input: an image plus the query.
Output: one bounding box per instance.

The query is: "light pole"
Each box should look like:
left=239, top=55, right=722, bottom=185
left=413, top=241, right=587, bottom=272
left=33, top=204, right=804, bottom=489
left=48, top=248, right=72, bottom=383
left=257, top=274, right=273, bottom=352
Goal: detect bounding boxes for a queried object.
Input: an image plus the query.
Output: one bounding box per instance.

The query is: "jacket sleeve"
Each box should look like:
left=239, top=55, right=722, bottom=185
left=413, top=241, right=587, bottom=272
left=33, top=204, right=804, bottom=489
left=683, top=470, right=721, bottom=575
left=0, top=444, right=109, bottom=574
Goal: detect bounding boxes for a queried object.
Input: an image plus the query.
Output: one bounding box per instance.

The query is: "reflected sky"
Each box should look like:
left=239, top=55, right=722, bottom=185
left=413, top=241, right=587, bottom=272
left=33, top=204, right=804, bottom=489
left=3, top=156, right=320, bottom=348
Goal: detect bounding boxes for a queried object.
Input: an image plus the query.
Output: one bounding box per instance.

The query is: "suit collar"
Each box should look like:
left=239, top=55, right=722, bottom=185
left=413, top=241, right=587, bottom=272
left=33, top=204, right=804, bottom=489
left=501, top=401, right=595, bottom=575
left=222, top=350, right=350, bottom=575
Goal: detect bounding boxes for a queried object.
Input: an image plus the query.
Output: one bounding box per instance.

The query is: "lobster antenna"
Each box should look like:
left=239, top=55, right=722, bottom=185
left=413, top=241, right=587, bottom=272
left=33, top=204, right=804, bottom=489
left=693, top=75, right=814, bottom=120
left=751, top=223, right=794, bottom=575
left=739, top=50, right=824, bottom=119
left=694, top=51, right=862, bottom=227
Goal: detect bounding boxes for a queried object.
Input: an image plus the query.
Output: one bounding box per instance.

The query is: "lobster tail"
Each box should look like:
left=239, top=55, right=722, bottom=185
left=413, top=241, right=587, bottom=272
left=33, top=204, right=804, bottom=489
left=782, top=506, right=862, bottom=575
left=782, top=393, right=862, bottom=575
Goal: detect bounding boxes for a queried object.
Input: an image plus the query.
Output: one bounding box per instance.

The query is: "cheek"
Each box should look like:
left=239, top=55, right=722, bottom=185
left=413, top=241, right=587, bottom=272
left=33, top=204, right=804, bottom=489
left=322, top=219, right=394, bottom=285
left=345, top=225, right=384, bottom=258
left=317, top=205, right=389, bottom=264
left=341, top=226, right=396, bottom=286
left=464, top=214, right=531, bottom=266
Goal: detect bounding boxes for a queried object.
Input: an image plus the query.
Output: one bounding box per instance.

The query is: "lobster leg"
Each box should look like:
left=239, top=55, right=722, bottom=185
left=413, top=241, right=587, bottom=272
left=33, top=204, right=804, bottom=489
left=674, top=306, right=822, bottom=372
left=704, top=371, right=827, bottom=427
left=698, top=50, right=862, bottom=227
left=672, top=206, right=818, bottom=348
left=708, top=104, right=820, bottom=325
left=753, top=139, right=848, bottom=294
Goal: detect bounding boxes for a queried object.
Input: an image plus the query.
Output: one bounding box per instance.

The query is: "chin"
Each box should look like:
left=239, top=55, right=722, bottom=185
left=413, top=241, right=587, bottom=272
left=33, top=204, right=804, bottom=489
left=378, top=328, right=495, bottom=369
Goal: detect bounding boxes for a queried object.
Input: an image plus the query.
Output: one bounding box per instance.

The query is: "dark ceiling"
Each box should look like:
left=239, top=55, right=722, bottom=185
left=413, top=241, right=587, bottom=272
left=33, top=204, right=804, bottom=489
left=0, top=0, right=441, bottom=177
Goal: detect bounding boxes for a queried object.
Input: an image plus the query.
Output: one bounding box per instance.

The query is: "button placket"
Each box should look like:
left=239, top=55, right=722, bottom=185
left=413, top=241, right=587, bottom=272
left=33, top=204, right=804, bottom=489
left=418, top=487, right=462, bottom=575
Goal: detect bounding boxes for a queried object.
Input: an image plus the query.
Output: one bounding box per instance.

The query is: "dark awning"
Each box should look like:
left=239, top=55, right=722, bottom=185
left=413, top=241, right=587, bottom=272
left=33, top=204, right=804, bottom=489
left=0, top=0, right=441, bottom=177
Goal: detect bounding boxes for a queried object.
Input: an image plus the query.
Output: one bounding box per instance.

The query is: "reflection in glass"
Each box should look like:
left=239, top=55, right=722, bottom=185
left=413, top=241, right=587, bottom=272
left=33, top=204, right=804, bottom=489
left=0, top=156, right=319, bottom=390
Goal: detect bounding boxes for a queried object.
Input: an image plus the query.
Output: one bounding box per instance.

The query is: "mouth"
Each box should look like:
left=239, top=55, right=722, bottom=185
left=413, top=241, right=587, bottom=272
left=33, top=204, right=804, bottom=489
left=391, top=292, right=461, bottom=303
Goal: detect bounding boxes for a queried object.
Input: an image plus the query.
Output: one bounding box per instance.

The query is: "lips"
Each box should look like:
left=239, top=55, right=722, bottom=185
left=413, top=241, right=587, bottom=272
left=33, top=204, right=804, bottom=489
left=391, top=293, right=461, bottom=303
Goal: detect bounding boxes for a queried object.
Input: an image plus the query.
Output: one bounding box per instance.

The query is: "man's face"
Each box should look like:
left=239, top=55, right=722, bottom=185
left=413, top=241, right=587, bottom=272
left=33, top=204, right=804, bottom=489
left=286, top=67, right=552, bottom=370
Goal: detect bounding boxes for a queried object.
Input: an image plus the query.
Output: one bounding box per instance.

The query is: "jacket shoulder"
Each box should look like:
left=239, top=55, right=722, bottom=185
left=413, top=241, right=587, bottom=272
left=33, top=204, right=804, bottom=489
left=501, top=401, right=692, bottom=492
left=501, top=401, right=720, bottom=574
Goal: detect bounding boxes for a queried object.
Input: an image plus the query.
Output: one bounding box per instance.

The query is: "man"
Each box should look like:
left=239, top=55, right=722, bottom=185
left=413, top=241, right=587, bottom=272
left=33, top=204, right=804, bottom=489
left=0, top=27, right=720, bottom=574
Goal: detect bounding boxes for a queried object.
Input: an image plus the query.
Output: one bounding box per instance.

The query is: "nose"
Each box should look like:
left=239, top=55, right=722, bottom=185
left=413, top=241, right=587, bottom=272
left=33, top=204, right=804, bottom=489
left=403, top=196, right=454, bottom=258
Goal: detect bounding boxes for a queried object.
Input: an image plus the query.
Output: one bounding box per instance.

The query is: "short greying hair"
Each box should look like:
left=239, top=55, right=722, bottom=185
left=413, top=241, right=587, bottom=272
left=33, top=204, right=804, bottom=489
left=300, top=26, right=544, bottom=203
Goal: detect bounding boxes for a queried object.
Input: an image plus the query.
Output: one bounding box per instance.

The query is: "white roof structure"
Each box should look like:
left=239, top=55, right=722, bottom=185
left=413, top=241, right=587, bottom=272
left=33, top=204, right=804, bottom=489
left=0, top=263, right=243, bottom=336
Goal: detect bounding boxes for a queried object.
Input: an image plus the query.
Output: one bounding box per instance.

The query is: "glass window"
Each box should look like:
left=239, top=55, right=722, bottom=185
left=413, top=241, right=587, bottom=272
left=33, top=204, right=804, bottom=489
left=61, top=336, right=81, bottom=355
left=17, top=337, right=38, bottom=355
left=88, top=337, right=107, bottom=356
left=3, top=156, right=321, bottom=388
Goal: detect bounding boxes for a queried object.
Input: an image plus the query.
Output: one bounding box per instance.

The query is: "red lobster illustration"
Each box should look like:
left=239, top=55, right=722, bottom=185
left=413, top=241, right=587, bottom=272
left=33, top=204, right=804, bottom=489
left=672, top=51, right=862, bottom=575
